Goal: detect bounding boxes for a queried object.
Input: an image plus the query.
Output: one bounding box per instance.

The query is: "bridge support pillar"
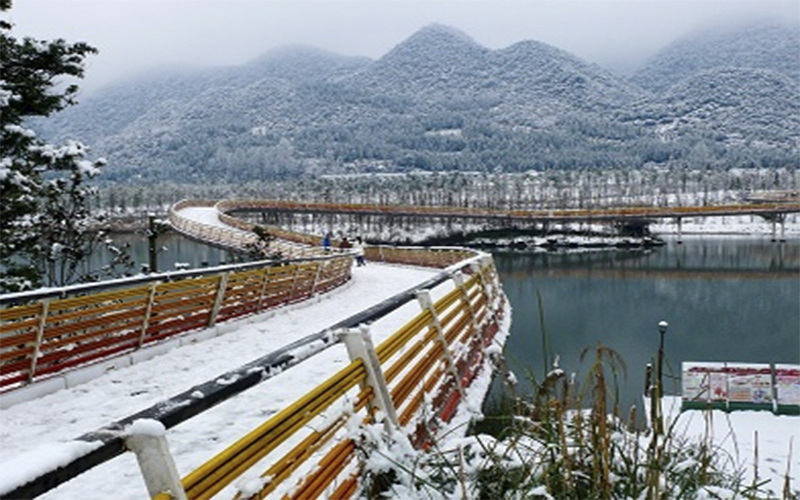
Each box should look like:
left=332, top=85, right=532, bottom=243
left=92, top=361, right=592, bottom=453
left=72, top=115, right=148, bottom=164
left=676, top=217, right=683, bottom=244
left=771, top=214, right=786, bottom=242
left=781, top=216, right=787, bottom=242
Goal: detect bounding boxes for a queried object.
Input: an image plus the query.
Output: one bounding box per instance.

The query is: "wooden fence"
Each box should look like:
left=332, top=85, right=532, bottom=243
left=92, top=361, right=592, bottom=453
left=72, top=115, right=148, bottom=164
left=0, top=252, right=508, bottom=500
left=0, top=255, right=352, bottom=391
left=171, top=255, right=504, bottom=499
left=170, top=200, right=322, bottom=258
left=0, top=238, right=479, bottom=394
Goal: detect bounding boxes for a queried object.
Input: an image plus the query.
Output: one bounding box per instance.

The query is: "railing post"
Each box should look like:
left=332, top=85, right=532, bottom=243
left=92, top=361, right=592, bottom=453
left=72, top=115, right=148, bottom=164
left=138, top=282, right=159, bottom=348
left=28, top=298, right=50, bottom=382
left=208, top=272, right=230, bottom=327
left=310, top=260, right=324, bottom=296
left=287, top=263, right=301, bottom=301
left=451, top=273, right=483, bottom=345
left=125, top=420, right=188, bottom=500
left=472, top=256, right=498, bottom=305
left=471, top=258, right=501, bottom=323
left=340, top=326, right=399, bottom=433
left=257, top=266, right=272, bottom=312
left=417, top=290, right=465, bottom=399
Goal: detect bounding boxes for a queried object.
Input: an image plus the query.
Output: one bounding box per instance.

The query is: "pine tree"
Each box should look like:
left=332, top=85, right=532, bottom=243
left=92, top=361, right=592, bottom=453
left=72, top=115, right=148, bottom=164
left=1, top=0, right=109, bottom=292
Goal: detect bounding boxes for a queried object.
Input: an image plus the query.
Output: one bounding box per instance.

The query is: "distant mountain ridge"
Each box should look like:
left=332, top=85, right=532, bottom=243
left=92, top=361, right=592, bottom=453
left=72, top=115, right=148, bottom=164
left=631, top=21, right=800, bottom=92
left=36, top=21, right=799, bottom=184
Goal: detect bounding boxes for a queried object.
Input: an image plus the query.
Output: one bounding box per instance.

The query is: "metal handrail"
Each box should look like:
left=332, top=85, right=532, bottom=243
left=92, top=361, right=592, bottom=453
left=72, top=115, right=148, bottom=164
left=0, top=251, right=503, bottom=499
left=0, top=254, right=353, bottom=390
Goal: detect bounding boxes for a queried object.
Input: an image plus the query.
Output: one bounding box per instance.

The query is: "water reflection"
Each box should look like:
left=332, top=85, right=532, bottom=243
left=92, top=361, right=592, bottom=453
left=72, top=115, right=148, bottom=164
left=489, top=238, right=800, bottom=418
left=92, top=232, right=232, bottom=272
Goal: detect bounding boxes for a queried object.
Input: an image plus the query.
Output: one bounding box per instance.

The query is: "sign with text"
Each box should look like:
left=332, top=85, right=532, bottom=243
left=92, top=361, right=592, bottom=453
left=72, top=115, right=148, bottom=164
left=775, top=364, right=800, bottom=407
left=726, top=363, right=772, bottom=405
left=682, top=362, right=726, bottom=403
left=682, top=362, right=800, bottom=414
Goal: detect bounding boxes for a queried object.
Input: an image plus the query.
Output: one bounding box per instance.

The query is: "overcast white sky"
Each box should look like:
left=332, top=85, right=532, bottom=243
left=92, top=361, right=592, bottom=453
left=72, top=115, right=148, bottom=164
left=6, top=0, right=799, bottom=93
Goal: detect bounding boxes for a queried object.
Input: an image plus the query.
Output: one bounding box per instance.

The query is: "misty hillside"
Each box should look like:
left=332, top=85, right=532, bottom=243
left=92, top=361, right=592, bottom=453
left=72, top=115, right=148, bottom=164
left=655, top=68, right=798, bottom=148
left=35, top=22, right=799, bottom=185
left=631, top=21, right=800, bottom=92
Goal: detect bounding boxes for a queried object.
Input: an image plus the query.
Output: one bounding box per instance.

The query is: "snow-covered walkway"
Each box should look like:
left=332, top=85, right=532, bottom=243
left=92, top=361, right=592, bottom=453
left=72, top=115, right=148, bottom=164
left=0, top=262, right=448, bottom=499
left=1, top=252, right=797, bottom=497
left=177, top=206, right=233, bottom=230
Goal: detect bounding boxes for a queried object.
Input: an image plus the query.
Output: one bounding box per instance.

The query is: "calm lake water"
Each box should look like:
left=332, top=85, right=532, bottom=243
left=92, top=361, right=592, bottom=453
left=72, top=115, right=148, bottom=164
left=97, top=232, right=233, bottom=272
left=487, top=237, right=800, bottom=418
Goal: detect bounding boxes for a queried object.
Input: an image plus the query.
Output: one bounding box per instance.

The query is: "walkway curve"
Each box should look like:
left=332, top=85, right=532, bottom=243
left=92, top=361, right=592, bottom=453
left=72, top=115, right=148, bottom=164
left=171, top=198, right=800, bottom=254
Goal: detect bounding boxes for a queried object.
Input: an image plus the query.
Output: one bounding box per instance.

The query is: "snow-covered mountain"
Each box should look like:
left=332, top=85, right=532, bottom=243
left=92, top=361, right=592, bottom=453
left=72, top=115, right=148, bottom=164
left=631, top=21, right=800, bottom=92
left=35, top=22, right=799, bottom=184
left=649, top=68, right=799, bottom=149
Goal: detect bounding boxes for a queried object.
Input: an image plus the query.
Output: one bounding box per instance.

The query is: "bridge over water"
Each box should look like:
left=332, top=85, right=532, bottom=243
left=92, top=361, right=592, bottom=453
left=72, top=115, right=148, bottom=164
left=2, top=205, right=510, bottom=499
left=173, top=198, right=800, bottom=251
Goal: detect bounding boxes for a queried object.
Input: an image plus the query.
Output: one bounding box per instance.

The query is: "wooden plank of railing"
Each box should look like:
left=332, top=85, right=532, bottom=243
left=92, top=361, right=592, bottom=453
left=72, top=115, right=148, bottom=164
left=34, top=334, right=140, bottom=377
left=182, top=361, right=368, bottom=498
left=217, top=269, right=265, bottom=322
left=0, top=302, right=47, bottom=386
left=288, top=438, right=358, bottom=499
left=240, top=386, right=374, bottom=500
left=397, top=342, right=448, bottom=427
left=177, top=271, right=491, bottom=499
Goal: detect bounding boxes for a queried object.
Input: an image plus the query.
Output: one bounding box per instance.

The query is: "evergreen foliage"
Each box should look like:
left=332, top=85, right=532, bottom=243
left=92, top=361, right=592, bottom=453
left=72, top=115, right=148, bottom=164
left=0, top=0, right=123, bottom=292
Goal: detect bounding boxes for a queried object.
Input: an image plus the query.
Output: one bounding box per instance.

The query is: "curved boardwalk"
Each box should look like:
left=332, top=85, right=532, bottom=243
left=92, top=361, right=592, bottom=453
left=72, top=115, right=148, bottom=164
left=2, top=201, right=509, bottom=498
left=0, top=263, right=450, bottom=499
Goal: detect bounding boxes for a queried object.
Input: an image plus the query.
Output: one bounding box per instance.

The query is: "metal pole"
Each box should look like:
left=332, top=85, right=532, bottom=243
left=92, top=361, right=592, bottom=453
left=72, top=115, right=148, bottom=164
left=655, top=320, right=668, bottom=435
left=207, top=272, right=230, bottom=327
left=417, top=290, right=465, bottom=399
left=148, top=215, right=159, bottom=274
left=29, top=299, right=50, bottom=382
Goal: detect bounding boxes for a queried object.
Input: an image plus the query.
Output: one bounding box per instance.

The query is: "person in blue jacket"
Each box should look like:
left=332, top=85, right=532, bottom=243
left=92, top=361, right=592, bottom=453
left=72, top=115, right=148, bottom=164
left=322, top=232, right=332, bottom=252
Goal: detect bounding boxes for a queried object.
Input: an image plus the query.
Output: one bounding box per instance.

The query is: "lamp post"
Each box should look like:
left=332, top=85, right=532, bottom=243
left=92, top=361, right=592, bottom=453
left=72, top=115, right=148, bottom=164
left=647, top=320, right=669, bottom=500
left=655, top=320, right=668, bottom=435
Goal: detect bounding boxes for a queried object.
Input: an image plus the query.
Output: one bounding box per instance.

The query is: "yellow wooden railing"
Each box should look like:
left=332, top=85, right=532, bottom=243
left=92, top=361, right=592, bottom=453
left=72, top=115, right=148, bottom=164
left=165, top=255, right=504, bottom=499
left=213, top=198, right=800, bottom=222
left=0, top=255, right=353, bottom=391
left=1, top=200, right=508, bottom=499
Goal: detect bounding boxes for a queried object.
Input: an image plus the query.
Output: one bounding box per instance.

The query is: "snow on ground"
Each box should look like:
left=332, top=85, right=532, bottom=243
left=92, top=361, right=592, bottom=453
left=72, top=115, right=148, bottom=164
left=2, top=206, right=796, bottom=498
left=661, top=396, right=800, bottom=494
left=178, top=206, right=234, bottom=230
left=652, top=213, right=800, bottom=237
left=0, top=262, right=462, bottom=499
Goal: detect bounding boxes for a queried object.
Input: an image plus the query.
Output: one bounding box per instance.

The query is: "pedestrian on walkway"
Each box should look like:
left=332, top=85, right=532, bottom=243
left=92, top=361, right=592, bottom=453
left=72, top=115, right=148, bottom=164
left=322, top=232, right=332, bottom=252
left=354, top=237, right=366, bottom=266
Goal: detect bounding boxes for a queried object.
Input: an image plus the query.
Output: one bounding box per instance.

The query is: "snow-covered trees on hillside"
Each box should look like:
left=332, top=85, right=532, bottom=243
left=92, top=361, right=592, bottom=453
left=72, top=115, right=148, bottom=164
left=29, top=21, right=799, bottom=185
left=0, top=0, right=113, bottom=292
